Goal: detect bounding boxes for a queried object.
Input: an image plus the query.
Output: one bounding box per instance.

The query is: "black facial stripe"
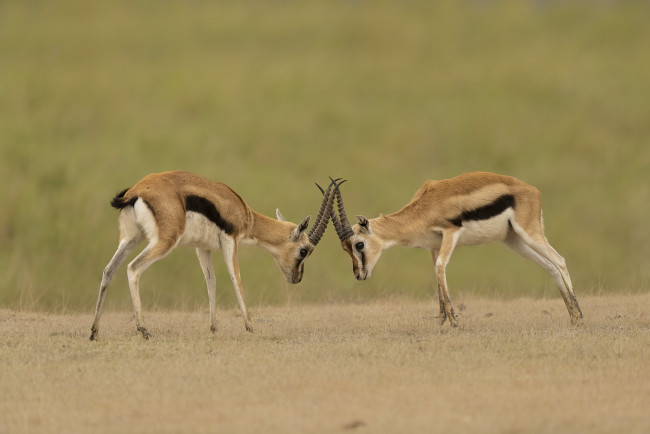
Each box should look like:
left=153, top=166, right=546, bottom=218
left=296, top=248, right=311, bottom=267
left=449, top=194, right=516, bottom=227
left=360, top=251, right=366, bottom=270
left=185, top=195, right=235, bottom=234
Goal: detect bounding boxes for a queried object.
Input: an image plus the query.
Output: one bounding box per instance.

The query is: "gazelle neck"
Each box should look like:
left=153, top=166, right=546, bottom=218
left=371, top=209, right=433, bottom=249
left=247, top=210, right=293, bottom=251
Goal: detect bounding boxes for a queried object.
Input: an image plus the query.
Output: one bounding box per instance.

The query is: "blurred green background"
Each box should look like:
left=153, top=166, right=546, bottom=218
left=1, top=1, right=649, bottom=312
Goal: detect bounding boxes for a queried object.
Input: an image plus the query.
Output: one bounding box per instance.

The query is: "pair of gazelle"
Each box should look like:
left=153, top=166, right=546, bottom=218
left=90, top=171, right=583, bottom=340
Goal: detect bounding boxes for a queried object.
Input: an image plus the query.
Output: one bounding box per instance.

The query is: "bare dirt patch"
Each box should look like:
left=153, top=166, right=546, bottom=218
left=1, top=294, right=649, bottom=433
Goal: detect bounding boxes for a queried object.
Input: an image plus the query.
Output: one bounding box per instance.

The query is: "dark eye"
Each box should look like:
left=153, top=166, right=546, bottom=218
left=299, top=248, right=308, bottom=258
left=355, top=242, right=365, bottom=251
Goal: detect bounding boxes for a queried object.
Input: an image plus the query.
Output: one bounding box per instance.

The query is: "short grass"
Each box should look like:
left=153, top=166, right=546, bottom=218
left=1, top=294, right=649, bottom=433
left=1, top=1, right=649, bottom=311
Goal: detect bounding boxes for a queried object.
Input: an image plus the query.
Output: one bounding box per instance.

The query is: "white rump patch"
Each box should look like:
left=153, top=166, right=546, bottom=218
left=133, top=199, right=159, bottom=242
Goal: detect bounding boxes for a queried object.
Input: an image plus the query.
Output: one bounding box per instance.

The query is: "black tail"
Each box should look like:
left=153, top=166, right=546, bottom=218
left=110, top=188, right=137, bottom=209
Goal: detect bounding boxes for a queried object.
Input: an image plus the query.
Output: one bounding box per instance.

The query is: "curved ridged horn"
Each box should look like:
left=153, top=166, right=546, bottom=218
left=307, top=179, right=336, bottom=246
left=328, top=179, right=345, bottom=240
left=330, top=178, right=354, bottom=241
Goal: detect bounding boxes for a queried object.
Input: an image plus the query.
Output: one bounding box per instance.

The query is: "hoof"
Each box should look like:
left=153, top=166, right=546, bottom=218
left=449, top=308, right=459, bottom=327
left=138, top=327, right=151, bottom=340
left=210, top=325, right=217, bottom=334
left=245, top=323, right=254, bottom=333
left=89, top=330, right=98, bottom=341
left=440, top=311, right=459, bottom=328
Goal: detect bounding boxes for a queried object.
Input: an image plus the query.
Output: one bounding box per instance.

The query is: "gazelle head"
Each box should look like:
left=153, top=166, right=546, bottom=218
left=340, top=215, right=385, bottom=281
left=323, top=180, right=385, bottom=281
left=272, top=180, right=339, bottom=284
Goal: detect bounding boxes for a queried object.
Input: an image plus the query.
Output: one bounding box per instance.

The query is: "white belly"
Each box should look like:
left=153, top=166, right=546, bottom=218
left=456, top=209, right=513, bottom=246
left=178, top=212, right=225, bottom=250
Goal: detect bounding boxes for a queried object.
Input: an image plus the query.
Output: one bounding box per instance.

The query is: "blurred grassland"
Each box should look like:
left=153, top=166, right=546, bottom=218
left=1, top=1, right=649, bottom=311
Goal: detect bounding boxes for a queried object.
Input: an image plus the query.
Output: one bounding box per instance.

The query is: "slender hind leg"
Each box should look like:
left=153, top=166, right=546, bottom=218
left=543, top=242, right=579, bottom=305
left=127, top=240, right=176, bottom=339
left=196, top=248, right=217, bottom=333
left=90, top=237, right=140, bottom=340
left=504, top=227, right=583, bottom=325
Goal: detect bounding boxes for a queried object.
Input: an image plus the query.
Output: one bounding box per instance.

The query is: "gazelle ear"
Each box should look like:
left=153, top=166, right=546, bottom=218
left=291, top=216, right=311, bottom=241
left=356, top=215, right=371, bottom=234
left=276, top=208, right=287, bottom=221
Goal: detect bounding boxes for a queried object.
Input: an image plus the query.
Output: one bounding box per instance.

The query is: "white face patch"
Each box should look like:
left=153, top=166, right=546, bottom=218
left=348, top=233, right=385, bottom=280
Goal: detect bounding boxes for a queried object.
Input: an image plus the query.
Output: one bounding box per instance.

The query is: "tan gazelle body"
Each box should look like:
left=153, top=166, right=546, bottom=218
left=330, top=172, right=583, bottom=326
left=90, top=171, right=337, bottom=340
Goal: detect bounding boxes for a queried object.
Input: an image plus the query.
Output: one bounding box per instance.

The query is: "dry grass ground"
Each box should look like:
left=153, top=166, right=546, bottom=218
left=1, top=294, right=649, bottom=434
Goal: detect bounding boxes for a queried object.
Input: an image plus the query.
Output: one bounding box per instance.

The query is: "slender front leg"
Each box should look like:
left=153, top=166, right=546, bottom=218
left=435, top=230, right=461, bottom=327
left=221, top=237, right=253, bottom=332
left=196, top=248, right=218, bottom=333
left=431, top=249, right=448, bottom=325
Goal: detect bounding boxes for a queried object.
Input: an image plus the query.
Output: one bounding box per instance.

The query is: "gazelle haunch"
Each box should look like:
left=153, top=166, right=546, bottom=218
left=330, top=172, right=583, bottom=326
left=90, top=171, right=337, bottom=340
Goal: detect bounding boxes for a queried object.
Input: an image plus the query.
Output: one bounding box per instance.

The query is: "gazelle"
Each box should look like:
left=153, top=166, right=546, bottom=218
left=328, top=172, right=583, bottom=326
left=90, top=171, right=338, bottom=340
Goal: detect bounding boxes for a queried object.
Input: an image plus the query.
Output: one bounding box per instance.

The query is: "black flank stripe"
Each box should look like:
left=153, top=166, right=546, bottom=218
left=185, top=195, right=235, bottom=235
left=449, top=194, right=516, bottom=227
